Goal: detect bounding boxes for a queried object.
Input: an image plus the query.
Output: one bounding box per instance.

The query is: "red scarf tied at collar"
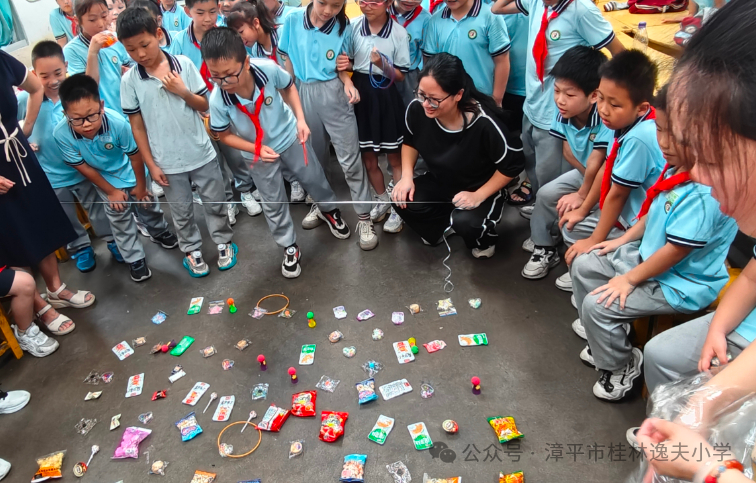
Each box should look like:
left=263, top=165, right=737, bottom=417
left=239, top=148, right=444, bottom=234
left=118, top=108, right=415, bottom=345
left=532, top=0, right=574, bottom=85
left=635, top=163, right=691, bottom=220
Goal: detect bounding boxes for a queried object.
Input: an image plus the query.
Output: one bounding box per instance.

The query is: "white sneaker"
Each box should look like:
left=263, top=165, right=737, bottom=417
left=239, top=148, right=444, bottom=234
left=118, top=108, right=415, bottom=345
left=133, top=214, right=150, bottom=237
left=519, top=204, right=535, bottom=220
left=227, top=203, right=239, bottom=226
left=572, top=318, right=587, bottom=340
left=252, top=189, right=260, bottom=201
left=357, top=219, right=379, bottom=251
left=370, top=194, right=390, bottom=223
left=0, top=458, right=9, bottom=480
left=571, top=294, right=577, bottom=309
left=383, top=208, right=403, bottom=233
left=302, top=205, right=324, bottom=229
left=472, top=245, right=496, bottom=259
left=13, top=323, right=59, bottom=357
left=593, top=348, right=643, bottom=401
left=282, top=245, right=301, bottom=278
left=290, top=181, right=306, bottom=202
left=522, top=248, right=560, bottom=279
left=522, top=237, right=535, bottom=253
left=192, top=191, right=203, bottom=205
left=240, top=191, right=262, bottom=216
left=556, top=271, right=573, bottom=292
left=305, top=193, right=314, bottom=205
left=0, top=390, right=30, bottom=414
left=580, top=345, right=595, bottom=367
left=151, top=181, right=165, bottom=198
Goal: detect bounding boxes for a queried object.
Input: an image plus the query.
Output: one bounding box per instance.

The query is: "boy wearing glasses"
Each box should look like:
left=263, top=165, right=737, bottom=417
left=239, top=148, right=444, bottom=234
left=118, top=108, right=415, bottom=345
left=119, top=7, right=237, bottom=277
left=54, top=73, right=177, bottom=282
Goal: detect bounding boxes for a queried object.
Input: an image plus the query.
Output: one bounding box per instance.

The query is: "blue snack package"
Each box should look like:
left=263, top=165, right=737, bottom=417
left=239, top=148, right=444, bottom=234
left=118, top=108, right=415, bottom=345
left=355, top=378, right=378, bottom=405
left=340, top=454, right=367, bottom=482
left=175, top=412, right=203, bottom=442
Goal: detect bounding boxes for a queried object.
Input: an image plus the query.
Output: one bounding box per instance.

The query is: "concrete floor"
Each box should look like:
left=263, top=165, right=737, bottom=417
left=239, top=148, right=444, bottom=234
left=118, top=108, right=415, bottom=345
left=0, top=162, right=647, bottom=482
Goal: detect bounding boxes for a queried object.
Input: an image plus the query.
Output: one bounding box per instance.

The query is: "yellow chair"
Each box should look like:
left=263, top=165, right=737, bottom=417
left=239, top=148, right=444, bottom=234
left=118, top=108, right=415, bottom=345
left=0, top=305, right=23, bottom=360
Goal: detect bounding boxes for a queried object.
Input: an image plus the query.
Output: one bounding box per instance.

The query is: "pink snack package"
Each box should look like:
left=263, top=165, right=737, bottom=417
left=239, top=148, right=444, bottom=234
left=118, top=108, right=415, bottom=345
left=112, top=427, right=152, bottom=459
left=423, top=340, right=447, bottom=353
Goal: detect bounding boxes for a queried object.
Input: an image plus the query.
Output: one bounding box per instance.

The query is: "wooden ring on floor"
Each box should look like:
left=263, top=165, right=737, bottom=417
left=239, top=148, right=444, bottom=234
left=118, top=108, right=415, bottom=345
left=217, top=421, right=263, bottom=458
left=256, top=294, right=290, bottom=315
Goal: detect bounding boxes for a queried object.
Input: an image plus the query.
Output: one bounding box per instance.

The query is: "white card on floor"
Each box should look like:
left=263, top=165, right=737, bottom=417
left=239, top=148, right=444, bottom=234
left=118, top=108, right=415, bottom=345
left=125, top=373, right=144, bottom=398
left=182, top=382, right=210, bottom=406
left=112, top=341, right=134, bottom=360
left=392, top=341, right=415, bottom=364
left=169, top=370, right=186, bottom=383
left=379, top=379, right=413, bottom=400
left=212, top=395, right=235, bottom=422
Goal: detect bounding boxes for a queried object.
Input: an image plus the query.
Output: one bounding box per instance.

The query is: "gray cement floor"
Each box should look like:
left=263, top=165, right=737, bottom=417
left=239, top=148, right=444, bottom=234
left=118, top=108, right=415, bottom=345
left=0, top=163, right=647, bottom=483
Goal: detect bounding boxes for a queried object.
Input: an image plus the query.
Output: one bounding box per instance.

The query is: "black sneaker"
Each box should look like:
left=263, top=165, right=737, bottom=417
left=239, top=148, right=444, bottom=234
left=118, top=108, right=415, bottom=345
left=281, top=245, right=301, bottom=279
left=129, top=258, right=153, bottom=282
left=150, top=231, right=178, bottom=249
left=319, top=209, right=351, bottom=239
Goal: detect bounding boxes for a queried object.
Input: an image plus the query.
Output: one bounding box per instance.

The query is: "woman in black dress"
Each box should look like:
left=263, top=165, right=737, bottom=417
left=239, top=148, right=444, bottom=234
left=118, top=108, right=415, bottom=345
left=0, top=49, right=94, bottom=342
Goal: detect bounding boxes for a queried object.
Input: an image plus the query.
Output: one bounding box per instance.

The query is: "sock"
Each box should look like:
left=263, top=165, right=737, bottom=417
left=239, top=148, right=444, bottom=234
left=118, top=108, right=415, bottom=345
left=358, top=213, right=370, bottom=221
left=17, top=328, right=26, bottom=335
left=377, top=191, right=390, bottom=202
left=535, top=245, right=556, bottom=252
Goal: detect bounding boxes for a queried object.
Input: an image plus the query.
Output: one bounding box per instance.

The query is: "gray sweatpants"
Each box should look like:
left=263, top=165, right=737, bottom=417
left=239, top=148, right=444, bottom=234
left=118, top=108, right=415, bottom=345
left=162, top=159, right=233, bottom=253
left=94, top=183, right=171, bottom=263
left=54, top=180, right=114, bottom=252
left=521, top=114, right=570, bottom=194
left=530, top=169, right=584, bottom=247
left=561, top=210, right=626, bottom=246
left=299, top=77, right=372, bottom=215
left=212, top=138, right=255, bottom=200
left=251, top=139, right=339, bottom=248
left=573, top=242, right=678, bottom=371
left=644, top=312, right=750, bottom=394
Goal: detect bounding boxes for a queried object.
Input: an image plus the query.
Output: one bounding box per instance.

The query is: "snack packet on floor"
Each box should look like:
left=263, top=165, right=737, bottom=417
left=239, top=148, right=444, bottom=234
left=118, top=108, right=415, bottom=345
left=190, top=470, right=216, bottom=483
left=340, top=454, right=367, bottom=482
left=289, top=440, right=304, bottom=459
left=423, top=475, right=461, bottom=483
left=368, top=415, right=394, bottom=445
left=175, top=412, right=202, bottom=442
left=291, top=390, right=317, bottom=417
left=487, top=416, right=524, bottom=444
left=499, top=471, right=524, bottom=483
left=458, top=333, right=488, bottom=346
left=423, top=340, right=446, bottom=353
left=113, top=427, right=151, bottom=458
left=187, top=297, right=203, bottom=315
left=258, top=405, right=290, bottom=432
left=32, top=450, right=66, bottom=482
left=319, top=411, right=348, bottom=442
left=407, top=422, right=433, bottom=450
left=356, top=378, right=378, bottom=405
left=436, top=299, right=456, bottom=317
left=251, top=383, right=269, bottom=400
left=316, top=375, right=340, bottom=393
left=387, top=461, right=411, bottom=483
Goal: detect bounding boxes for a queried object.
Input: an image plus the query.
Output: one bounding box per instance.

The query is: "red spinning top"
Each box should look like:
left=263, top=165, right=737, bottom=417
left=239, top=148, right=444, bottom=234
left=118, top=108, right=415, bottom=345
left=257, top=354, right=266, bottom=366
left=288, top=367, right=297, bottom=382
left=471, top=376, right=481, bottom=390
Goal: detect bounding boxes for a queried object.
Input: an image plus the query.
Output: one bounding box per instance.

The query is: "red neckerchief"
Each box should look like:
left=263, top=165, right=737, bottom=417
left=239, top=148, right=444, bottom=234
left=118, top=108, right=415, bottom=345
left=532, top=0, right=573, bottom=84
left=635, top=164, right=690, bottom=220
left=65, top=13, right=78, bottom=37
left=189, top=24, right=214, bottom=91
left=258, top=30, right=279, bottom=64
left=233, top=86, right=266, bottom=162
left=429, top=0, right=444, bottom=14
left=390, top=5, right=423, bottom=28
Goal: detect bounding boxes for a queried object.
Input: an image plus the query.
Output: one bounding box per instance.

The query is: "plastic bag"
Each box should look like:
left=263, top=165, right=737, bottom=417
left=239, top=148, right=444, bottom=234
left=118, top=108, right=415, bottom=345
left=356, top=309, right=374, bottom=321
left=291, top=390, right=317, bottom=417
left=319, top=411, right=348, bottom=442
left=499, top=471, right=523, bottom=483
left=175, top=412, right=202, bottom=442
left=387, top=461, right=411, bottom=483
left=113, top=427, right=151, bottom=459
left=235, top=339, right=251, bottom=351
left=356, top=378, right=378, bottom=405
left=32, top=450, right=66, bottom=482
left=369, top=415, right=395, bottom=445
left=329, top=330, right=344, bottom=343
left=362, top=360, right=384, bottom=377
left=340, top=454, right=367, bottom=482
left=316, top=375, right=340, bottom=393
left=149, top=461, right=169, bottom=476
left=372, top=328, right=384, bottom=340
left=343, top=346, right=356, bottom=358
left=289, top=440, right=304, bottom=459
left=488, top=416, right=524, bottom=444
left=408, top=422, right=433, bottom=450
left=200, top=346, right=217, bottom=358
left=436, top=299, right=456, bottom=316
left=251, top=383, right=269, bottom=400
left=249, top=306, right=267, bottom=319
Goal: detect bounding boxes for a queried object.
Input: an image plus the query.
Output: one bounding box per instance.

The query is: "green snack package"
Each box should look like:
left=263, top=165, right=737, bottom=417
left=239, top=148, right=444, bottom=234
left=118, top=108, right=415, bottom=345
left=457, top=333, right=488, bottom=346
left=368, top=415, right=394, bottom=445
left=299, top=344, right=316, bottom=365
left=187, top=297, right=204, bottom=315
left=170, top=336, right=195, bottom=356
left=407, top=422, right=433, bottom=450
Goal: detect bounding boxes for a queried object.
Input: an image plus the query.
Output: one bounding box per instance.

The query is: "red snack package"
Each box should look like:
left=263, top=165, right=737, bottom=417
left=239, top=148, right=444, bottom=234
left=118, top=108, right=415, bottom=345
left=291, top=391, right=317, bottom=417
left=319, top=411, right=348, bottom=442
left=258, top=405, right=290, bottom=432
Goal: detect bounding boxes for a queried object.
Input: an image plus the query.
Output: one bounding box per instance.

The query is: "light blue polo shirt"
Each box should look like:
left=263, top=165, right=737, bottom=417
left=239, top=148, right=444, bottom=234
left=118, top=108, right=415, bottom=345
left=279, top=5, right=352, bottom=83
left=389, top=4, right=431, bottom=72
left=549, top=103, right=611, bottom=167
left=209, top=58, right=298, bottom=156
left=609, top=110, right=665, bottom=227
left=421, top=0, right=445, bottom=14
left=54, top=108, right=139, bottom=189
left=273, top=2, right=296, bottom=26
left=49, top=8, right=77, bottom=42
left=284, top=0, right=301, bottom=6
left=63, top=35, right=133, bottom=115
left=17, top=92, right=85, bottom=188
left=503, top=13, right=528, bottom=96
left=516, top=0, right=614, bottom=130
left=347, top=15, right=411, bottom=75
left=423, top=0, right=511, bottom=96
left=249, top=29, right=285, bottom=65
left=217, top=14, right=226, bottom=27
left=734, top=252, right=756, bottom=343
left=161, top=3, right=192, bottom=32
left=168, top=23, right=204, bottom=71
left=639, top=170, right=738, bottom=313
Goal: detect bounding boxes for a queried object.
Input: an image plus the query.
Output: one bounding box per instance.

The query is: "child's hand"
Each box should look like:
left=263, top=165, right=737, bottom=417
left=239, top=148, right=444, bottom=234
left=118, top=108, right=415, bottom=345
left=162, top=71, right=190, bottom=98
left=557, top=192, right=585, bottom=218
left=698, top=328, right=730, bottom=372
left=452, top=191, right=483, bottom=210
left=259, top=145, right=280, bottom=163
left=591, top=238, right=623, bottom=256
left=559, top=208, right=587, bottom=232
left=336, top=53, right=351, bottom=72
left=89, top=32, right=112, bottom=52
left=108, top=189, right=129, bottom=212
left=150, top=166, right=169, bottom=187
left=370, top=47, right=381, bottom=66
left=0, top=176, right=15, bottom=195
left=130, top=185, right=152, bottom=206
left=565, top=237, right=595, bottom=266
left=590, top=274, right=635, bottom=310
left=296, top=119, right=310, bottom=144
left=344, top=83, right=360, bottom=104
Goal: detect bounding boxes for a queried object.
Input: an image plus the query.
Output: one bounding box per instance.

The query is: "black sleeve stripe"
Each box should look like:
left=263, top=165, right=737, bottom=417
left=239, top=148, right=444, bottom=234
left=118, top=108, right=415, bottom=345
left=284, top=76, right=295, bottom=89
left=594, top=32, right=615, bottom=50
left=491, top=45, right=511, bottom=57
left=611, top=174, right=641, bottom=188
left=210, top=123, right=231, bottom=132
left=593, top=142, right=609, bottom=149
left=125, top=148, right=139, bottom=156
left=196, top=87, right=209, bottom=96
left=278, top=48, right=289, bottom=56
left=667, top=235, right=707, bottom=248
left=55, top=34, right=67, bottom=40
left=65, top=159, right=85, bottom=166
left=397, top=66, right=410, bottom=73
left=421, top=50, right=435, bottom=57
left=549, top=129, right=567, bottom=140
left=122, top=107, right=141, bottom=114
left=515, top=0, right=528, bottom=15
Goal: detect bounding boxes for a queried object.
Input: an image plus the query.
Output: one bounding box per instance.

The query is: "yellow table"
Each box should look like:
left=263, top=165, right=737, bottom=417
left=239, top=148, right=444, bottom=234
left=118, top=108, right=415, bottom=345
left=610, top=28, right=675, bottom=87
left=598, top=0, right=683, bottom=57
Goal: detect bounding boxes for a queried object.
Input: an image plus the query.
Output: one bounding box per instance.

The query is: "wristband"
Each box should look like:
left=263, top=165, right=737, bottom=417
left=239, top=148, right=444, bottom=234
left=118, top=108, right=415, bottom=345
left=693, top=456, right=744, bottom=483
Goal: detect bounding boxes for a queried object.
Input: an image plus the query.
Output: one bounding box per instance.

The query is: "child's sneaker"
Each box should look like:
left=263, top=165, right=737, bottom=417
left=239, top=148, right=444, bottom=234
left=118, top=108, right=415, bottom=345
left=151, top=180, right=165, bottom=198
left=556, top=272, right=573, bottom=292
left=13, top=323, right=59, bottom=357
left=572, top=318, right=587, bottom=339
left=357, top=219, right=378, bottom=251
left=252, top=189, right=260, bottom=201
left=290, top=181, right=306, bottom=202
left=192, top=191, right=203, bottom=205
left=302, top=204, right=324, bottom=229
left=73, top=246, right=96, bottom=273
left=183, top=251, right=209, bottom=278
left=150, top=231, right=178, bottom=249
left=305, top=193, right=314, bottom=205
left=580, top=345, right=595, bottom=367
left=282, top=245, right=301, bottom=278
left=0, top=389, right=30, bottom=414
left=319, top=209, right=350, bottom=239
left=130, top=258, right=153, bottom=282
left=107, top=241, right=124, bottom=263
left=227, top=203, right=239, bottom=226
left=472, top=245, right=496, bottom=259
left=522, top=248, right=560, bottom=279
left=0, top=458, right=9, bottom=480
left=519, top=204, right=535, bottom=220
left=218, top=243, right=238, bottom=271
left=370, top=194, right=390, bottom=223
left=522, top=237, right=535, bottom=253
left=593, top=348, right=643, bottom=401
left=241, top=191, right=262, bottom=216
left=134, top=214, right=150, bottom=237
left=383, top=208, right=403, bottom=233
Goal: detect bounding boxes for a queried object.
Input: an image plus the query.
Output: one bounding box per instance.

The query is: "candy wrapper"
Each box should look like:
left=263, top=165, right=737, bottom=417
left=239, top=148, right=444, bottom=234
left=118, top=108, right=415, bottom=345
left=152, top=389, right=167, bottom=401
left=487, top=416, right=524, bottom=444
left=187, top=297, right=203, bottom=315
left=423, top=340, right=446, bottom=353
left=258, top=405, right=290, bottom=432
left=150, top=342, right=164, bottom=354
left=379, top=379, right=413, bottom=400
left=112, top=341, right=134, bottom=360
left=340, top=454, right=366, bottom=482
left=251, top=383, right=269, bottom=400
left=356, top=378, right=378, bottom=404
left=74, top=418, right=97, bottom=435
left=132, top=337, right=146, bottom=347
left=278, top=308, right=296, bottom=318
left=151, top=311, right=167, bottom=325
left=299, top=344, right=316, bottom=365
left=387, top=461, right=411, bottom=483
left=443, top=420, right=458, bottom=433
left=138, top=412, right=153, bottom=424
left=420, top=383, right=434, bottom=399
left=458, top=333, right=488, bottom=346
left=372, top=328, right=384, bottom=340
left=235, top=339, right=251, bottom=351
left=83, top=370, right=101, bottom=385
left=333, top=306, right=347, bottom=319
left=368, top=415, right=394, bottom=445
left=101, top=371, right=114, bottom=383
left=356, top=309, right=374, bottom=321
left=362, top=360, right=383, bottom=377
left=207, top=300, right=224, bottom=315
left=249, top=306, right=267, bottom=319
left=190, top=470, right=216, bottom=483
left=169, top=365, right=186, bottom=383
left=175, top=412, right=202, bottom=442
left=499, top=471, right=524, bottom=483
left=316, top=375, right=340, bottom=393
left=319, top=411, right=348, bottom=442
left=291, top=390, right=317, bottom=417
left=407, top=304, right=423, bottom=315
left=408, top=422, right=433, bottom=450
left=288, top=440, right=304, bottom=459
left=149, top=460, right=168, bottom=476
left=200, top=346, right=217, bottom=358
left=219, top=443, right=233, bottom=457
left=222, top=359, right=234, bottom=370
left=436, top=299, right=457, bottom=316
left=392, top=312, right=405, bottom=325
left=32, top=450, right=66, bottom=482
left=329, top=331, right=343, bottom=343
left=110, top=414, right=121, bottom=430
left=343, top=346, right=356, bottom=358
left=469, top=298, right=481, bottom=309
left=85, top=391, right=102, bottom=400
left=113, top=427, right=151, bottom=459
left=393, top=341, right=415, bottom=364
left=423, top=475, right=461, bottom=483
left=182, top=382, right=209, bottom=406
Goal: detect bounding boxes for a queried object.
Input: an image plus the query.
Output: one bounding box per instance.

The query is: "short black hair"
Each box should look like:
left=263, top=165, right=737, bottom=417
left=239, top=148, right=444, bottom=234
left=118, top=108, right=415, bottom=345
left=653, top=83, right=668, bottom=111
left=550, top=46, right=607, bottom=96
left=185, top=0, right=218, bottom=10
left=131, top=0, right=161, bottom=21
left=116, top=6, right=158, bottom=39
left=201, top=27, right=247, bottom=63
left=599, top=49, right=658, bottom=106
left=31, top=41, right=65, bottom=67
left=74, top=0, right=108, bottom=19
left=59, top=74, right=101, bottom=111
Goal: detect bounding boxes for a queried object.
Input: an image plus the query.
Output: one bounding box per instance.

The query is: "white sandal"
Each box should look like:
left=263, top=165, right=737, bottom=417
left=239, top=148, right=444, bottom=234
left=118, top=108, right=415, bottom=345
left=46, top=283, right=95, bottom=309
left=36, top=304, right=76, bottom=336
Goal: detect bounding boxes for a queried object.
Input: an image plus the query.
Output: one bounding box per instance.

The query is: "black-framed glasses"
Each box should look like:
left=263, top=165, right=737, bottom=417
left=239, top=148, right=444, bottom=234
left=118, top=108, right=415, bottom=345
left=67, top=112, right=101, bottom=126
left=415, top=90, right=451, bottom=109
left=210, top=64, right=245, bottom=86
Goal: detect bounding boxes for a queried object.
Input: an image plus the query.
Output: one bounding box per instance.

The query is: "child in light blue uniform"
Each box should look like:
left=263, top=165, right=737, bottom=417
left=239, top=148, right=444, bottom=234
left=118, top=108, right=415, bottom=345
left=160, top=0, right=192, bottom=32
left=502, top=12, right=527, bottom=129
left=571, top=86, right=738, bottom=401
left=18, top=41, right=121, bottom=273
left=49, top=0, right=78, bottom=46
left=389, top=0, right=431, bottom=105
left=262, top=0, right=297, bottom=25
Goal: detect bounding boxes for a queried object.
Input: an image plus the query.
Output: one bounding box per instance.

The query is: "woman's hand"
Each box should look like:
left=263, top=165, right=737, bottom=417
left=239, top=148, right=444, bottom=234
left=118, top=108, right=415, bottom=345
left=452, top=191, right=483, bottom=210
left=590, top=274, right=635, bottom=310
left=391, top=177, right=415, bottom=209
left=636, top=418, right=713, bottom=483
left=0, top=176, right=15, bottom=194
left=699, top=328, right=730, bottom=372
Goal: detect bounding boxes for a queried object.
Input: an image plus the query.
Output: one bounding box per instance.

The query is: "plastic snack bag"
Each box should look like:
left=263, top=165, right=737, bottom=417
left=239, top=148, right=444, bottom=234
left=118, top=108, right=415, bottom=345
left=392, top=341, right=415, bottom=364
left=112, top=341, right=134, bottom=360
left=423, top=340, right=446, bottom=353
left=356, top=309, right=374, bottom=321
left=278, top=308, right=296, bottom=319
left=362, top=360, right=383, bottom=377
left=251, top=383, right=269, bottom=400
left=423, top=475, right=461, bottom=483
left=235, top=339, right=251, bottom=351
left=420, top=383, right=434, bottom=399
left=170, top=336, right=195, bottom=356
left=372, top=328, right=384, bottom=340
left=187, top=297, right=203, bottom=315
left=190, top=470, right=216, bottom=483
left=207, top=300, right=224, bottom=315
left=469, top=298, right=481, bottom=309
left=343, top=346, right=356, bottom=358
left=113, top=427, right=151, bottom=459
left=436, top=299, right=457, bottom=317
left=110, top=414, right=121, bottom=430
left=458, top=333, right=488, bottom=346
left=249, top=306, right=267, bottom=319
left=392, top=312, right=405, bottom=325
left=407, top=422, right=433, bottom=450
left=212, top=396, right=235, bottom=422
left=291, top=390, right=317, bottom=417
left=333, top=306, right=347, bottom=319
left=319, top=411, right=348, bottom=442
left=175, top=412, right=202, bottom=442
left=219, top=443, right=233, bottom=457
left=222, top=359, right=234, bottom=370
left=149, top=460, right=168, bottom=476
left=151, top=311, right=167, bottom=325
left=125, top=373, right=144, bottom=398
left=387, top=461, right=411, bottom=483
left=132, top=336, right=146, bottom=347
left=340, top=454, right=367, bottom=482
left=379, top=379, right=413, bottom=400
left=288, top=440, right=304, bottom=459
left=329, top=331, right=343, bottom=343
left=32, top=450, right=66, bottom=482
left=356, top=378, right=378, bottom=405
left=368, top=415, right=394, bottom=445
left=487, top=416, right=524, bottom=444
left=138, top=412, right=153, bottom=424
left=499, top=471, right=524, bottom=483
left=407, top=304, right=422, bottom=315
left=299, top=344, right=316, bottom=365
left=101, top=371, right=114, bottom=383
left=182, top=382, right=210, bottom=406
left=200, top=346, right=217, bottom=358
left=258, top=405, right=290, bottom=432
left=85, top=391, right=102, bottom=400
left=316, top=375, right=340, bottom=393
